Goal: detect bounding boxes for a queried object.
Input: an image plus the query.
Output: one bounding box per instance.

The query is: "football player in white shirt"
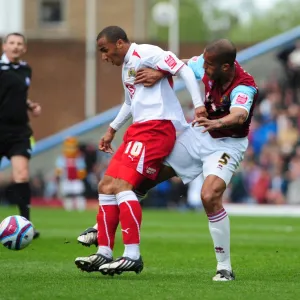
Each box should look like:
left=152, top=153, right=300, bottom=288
left=75, top=26, right=206, bottom=276
left=77, top=38, right=258, bottom=282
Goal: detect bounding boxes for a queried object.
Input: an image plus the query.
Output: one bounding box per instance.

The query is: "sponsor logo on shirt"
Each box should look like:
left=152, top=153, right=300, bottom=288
left=165, top=55, right=177, bottom=69
left=235, top=94, right=248, bottom=104
left=125, top=83, right=136, bottom=98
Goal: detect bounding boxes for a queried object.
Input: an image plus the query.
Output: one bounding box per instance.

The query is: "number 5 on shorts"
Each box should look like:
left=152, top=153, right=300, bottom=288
left=218, top=153, right=230, bottom=165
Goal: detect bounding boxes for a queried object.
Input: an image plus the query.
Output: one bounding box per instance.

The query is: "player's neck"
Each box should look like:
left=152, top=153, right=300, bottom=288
left=5, top=54, right=21, bottom=64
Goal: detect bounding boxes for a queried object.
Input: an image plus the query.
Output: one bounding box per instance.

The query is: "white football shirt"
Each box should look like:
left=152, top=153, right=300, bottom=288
left=122, top=43, right=188, bottom=131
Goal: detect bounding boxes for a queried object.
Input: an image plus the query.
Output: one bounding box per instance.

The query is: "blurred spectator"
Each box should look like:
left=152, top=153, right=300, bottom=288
left=55, top=137, right=87, bottom=211
left=277, top=39, right=300, bottom=103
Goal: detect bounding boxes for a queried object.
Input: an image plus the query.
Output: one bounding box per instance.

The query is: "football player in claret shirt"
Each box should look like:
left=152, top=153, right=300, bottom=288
left=75, top=25, right=206, bottom=275
left=134, top=39, right=258, bottom=281
left=77, top=39, right=258, bottom=281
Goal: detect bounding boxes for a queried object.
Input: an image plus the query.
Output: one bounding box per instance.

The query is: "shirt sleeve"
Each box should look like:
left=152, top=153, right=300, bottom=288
left=142, top=49, right=184, bottom=75
left=230, top=85, right=257, bottom=114
left=187, top=54, right=205, bottom=80
left=110, top=100, right=132, bottom=131
left=55, top=156, right=64, bottom=169
left=76, top=157, right=86, bottom=170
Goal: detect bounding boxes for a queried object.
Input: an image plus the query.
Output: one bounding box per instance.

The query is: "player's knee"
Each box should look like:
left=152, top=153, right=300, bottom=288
left=13, top=168, right=29, bottom=183
left=201, top=183, right=224, bottom=206
left=98, top=176, right=115, bottom=194
left=114, top=179, right=134, bottom=194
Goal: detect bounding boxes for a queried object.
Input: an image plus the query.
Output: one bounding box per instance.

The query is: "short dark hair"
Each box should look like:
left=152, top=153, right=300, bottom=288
left=206, top=39, right=236, bottom=66
left=96, top=26, right=129, bottom=43
left=3, top=32, right=27, bottom=44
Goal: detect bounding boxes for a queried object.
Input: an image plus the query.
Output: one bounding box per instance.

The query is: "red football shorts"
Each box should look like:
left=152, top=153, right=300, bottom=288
left=105, top=120, right=176, bottom=187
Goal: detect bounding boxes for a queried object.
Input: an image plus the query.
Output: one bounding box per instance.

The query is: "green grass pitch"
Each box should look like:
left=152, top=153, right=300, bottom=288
left=0, top=206, right=299, bottom=300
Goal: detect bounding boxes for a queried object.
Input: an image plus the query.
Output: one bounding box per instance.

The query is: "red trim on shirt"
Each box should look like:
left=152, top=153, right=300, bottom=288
left=157, top=66, right=171, bottom=75
left=132, top=50, right=141, bottom=58
left=157, top=66, right=174, bottom=88
left=168, top=77, right=174, bottom=88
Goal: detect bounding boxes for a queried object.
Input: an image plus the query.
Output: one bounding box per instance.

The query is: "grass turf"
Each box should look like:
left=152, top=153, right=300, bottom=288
left=0, top=206, right=299, bottom=300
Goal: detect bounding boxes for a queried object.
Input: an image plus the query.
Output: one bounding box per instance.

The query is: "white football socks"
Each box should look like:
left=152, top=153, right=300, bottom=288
left=207, top=208, right=232, bottom=272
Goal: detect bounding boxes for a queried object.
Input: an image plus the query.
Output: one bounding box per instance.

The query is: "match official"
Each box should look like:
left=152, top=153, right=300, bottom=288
left=0, top=33, right=41, bottom=238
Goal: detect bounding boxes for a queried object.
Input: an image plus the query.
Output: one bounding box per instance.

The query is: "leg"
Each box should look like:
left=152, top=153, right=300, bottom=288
left=99, top=171, right=144, bottom=276
left=75, top=175, right=117, bottom=272
left=202, top=149, right=242, bottom=281
left=97, top=175, right=120, bottom=258
left=201, top=175, right=233, bottom=279
left=75, top=195, right=86, bottom=211
left=62, top=196, right=74, bottom=211
left=10, top=155, right=31, bottom=221
left=76, top=164, right=175, bottom=247
left=135, top=164, right=176, bottom=195
left=5, top=136, right=41, bottom=238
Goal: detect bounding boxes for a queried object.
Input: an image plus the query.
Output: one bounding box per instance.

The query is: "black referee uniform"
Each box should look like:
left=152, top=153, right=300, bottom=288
left=0, top=53, right=33, bottom=222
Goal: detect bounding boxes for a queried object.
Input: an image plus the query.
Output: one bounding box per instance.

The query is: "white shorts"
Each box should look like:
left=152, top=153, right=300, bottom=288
left=164, top=125, right=248, bottom=186
left=60, top=179, right=85, bottom=196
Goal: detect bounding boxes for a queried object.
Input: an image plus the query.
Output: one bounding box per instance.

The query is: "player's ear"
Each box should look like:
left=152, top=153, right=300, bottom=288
left=116, top=39, right=123, bottom=49
left=22, top=45, right=27, bottom=55
left=222, top=63, right=230, bottom=71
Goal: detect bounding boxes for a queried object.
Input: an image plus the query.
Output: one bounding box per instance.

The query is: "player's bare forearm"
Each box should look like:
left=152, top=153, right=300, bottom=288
left=107, top=126, right=116, bottom=135
left=135, top=68, right=165, bottom=87
left=215, top=109, right=248, bottom=129
left=193, top=107, right=248, bottom=132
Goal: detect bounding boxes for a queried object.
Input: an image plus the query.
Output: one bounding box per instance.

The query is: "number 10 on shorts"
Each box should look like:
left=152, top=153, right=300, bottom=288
left=125, top=141, right=144, bottom=157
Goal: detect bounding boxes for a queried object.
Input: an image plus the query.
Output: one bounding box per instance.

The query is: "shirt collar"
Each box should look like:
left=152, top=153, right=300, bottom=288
left=124, top=43, right=136, bottom=64
left=1, top=53, right=10, bottom=64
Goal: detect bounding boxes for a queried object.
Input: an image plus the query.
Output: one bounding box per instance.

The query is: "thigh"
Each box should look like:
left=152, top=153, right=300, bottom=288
left=202, top=150, right=240, bottom=186
left=105, top=142, right=146, bottom=188
left=121, top=121, right=176, bottom=180
left=164, top=138, right=203, bottom=184
left=10, top=155, right=30, bottom=182
left=6, top=137, right=32, bottom=160
left=105, top=142, right=125, bottom=178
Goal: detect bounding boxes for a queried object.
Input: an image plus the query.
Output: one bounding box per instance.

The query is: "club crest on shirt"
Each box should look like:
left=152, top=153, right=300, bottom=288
left=128, top=67, right=136, bottom=78
left=220, top=95, right=229, bottom=105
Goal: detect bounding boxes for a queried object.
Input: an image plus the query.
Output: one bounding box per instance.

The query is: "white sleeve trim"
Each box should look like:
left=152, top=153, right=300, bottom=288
left=230, top=105, right=249, bottom=120
left=110, top=102, right=132, bottom=131
left=177, top=65, right=204, bottom=108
